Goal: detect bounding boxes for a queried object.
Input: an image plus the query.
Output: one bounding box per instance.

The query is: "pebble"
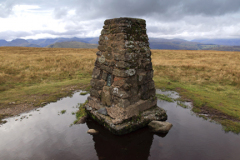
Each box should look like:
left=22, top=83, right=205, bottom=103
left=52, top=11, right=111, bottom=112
left=87, top=129, right=99, bottom=135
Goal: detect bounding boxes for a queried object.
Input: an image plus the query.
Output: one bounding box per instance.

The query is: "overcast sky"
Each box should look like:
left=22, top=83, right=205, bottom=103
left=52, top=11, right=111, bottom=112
left=1, top=0, right=240, bottom=41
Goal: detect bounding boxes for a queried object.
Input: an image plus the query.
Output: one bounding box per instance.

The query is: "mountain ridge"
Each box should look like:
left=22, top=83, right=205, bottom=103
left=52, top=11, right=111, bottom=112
left=1, top=37, right=240, bottom=51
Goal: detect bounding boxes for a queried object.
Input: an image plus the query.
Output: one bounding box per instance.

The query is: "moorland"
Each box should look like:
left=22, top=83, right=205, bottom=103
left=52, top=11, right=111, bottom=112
left=0, top=47, right=239, bottom=133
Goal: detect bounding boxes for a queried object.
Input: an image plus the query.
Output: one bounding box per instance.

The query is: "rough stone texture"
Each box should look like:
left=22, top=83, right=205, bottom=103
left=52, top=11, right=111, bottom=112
left=97, top=107, right=108, bottom=115
left=85, top=17, right=167, bottom=135
left=148, top=121, right=173, bottom=133
left=101, top=86, right=112, bottom=106
left=86, top=106, right=167, bottom=135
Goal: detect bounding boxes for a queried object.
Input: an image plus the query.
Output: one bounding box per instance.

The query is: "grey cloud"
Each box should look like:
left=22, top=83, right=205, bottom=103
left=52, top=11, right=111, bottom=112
left=2, top=0, right=240, bottom=19
left=53, top=7, right=68, bottom=19
left=0, top=0, right=15, bottom=18
left=1, top=0, right=240, bottom=40
left=0, top=30, right=32, bottom=40
left=53, top=0, right=240, bottom=20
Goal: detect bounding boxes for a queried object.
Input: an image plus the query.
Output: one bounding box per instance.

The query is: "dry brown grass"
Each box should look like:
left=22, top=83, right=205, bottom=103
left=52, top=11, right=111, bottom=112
left=152, top=50, right=240, bottom=86
left=0, top=47, right=96, bottom=91
left=0, top=47, right=239, bottom=132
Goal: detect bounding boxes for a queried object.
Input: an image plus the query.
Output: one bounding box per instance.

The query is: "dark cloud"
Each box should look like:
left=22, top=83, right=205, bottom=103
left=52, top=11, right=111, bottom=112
left=2, top=0, right=240, bottom=19
left=1, top=0, right=240, bottom=39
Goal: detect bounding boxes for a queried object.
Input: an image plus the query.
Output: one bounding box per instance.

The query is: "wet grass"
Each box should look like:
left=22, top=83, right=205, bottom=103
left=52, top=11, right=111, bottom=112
left=80, top=91, right=89, bottom=95
left=60, top=110, right=66, bottom=114
left=151, top=50, right=240, bottom=133
left=156, top=94, right=174, bottom=102
left=177, top=102, right=188, bottom=108
left=74, top=101, right=88, bottom=124
left=154, top=77, right=240, bottom=134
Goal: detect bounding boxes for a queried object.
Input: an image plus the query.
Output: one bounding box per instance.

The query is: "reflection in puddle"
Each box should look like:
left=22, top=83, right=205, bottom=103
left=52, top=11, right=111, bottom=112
left=0, top=90, right=240, bottom=160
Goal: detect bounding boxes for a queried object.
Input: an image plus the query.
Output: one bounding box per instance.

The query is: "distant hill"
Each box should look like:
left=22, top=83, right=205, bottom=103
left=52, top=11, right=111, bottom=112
left=0, top=38, right=41, bottom=47
left=149, top=38, right=240, bottom=51
left=8, top=39, right=29, bottom=46
left=191, top=39, right=240, bottom=46
left=27, top=37, right=98, bottom=47
left=1, top=37, right=240, bottom=51
left=149, top=38, right=201, bottom=50
left=47, top=41, right=98, bottom=49
left=0, top=40, right=8, bottom=46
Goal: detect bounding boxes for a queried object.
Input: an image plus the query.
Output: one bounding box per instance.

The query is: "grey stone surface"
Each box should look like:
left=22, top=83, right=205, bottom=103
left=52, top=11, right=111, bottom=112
left=97, top=107, right=108, bottom=115
left=92, top=67, right=101, bottom=79
left=98, top=55, right=106, bottom=63
left=86, top=106, right=167, bottom=135
left=148, top=121, right=173, bottom=133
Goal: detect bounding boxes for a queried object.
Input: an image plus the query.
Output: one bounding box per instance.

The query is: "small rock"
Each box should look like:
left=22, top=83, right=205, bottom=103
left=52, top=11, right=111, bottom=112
left=97, top=107, right=108, bottom=115
left=85, top=105, right=92, bottom=111
left=148, top=121, right=173, bottom=133
left=87, top=129, right=99, bottom=135
left=76, top=116, right=87, bottom=124
left=41, top=102, right=47, bottom=105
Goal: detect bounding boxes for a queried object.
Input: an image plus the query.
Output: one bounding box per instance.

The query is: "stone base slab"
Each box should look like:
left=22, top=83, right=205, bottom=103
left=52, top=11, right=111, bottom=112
left=85, top=105, right=167, bottom=135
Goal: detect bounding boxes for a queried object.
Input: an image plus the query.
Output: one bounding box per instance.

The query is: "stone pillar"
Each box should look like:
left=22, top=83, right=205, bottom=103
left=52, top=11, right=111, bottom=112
left=85, top=17, right=167, bottom=135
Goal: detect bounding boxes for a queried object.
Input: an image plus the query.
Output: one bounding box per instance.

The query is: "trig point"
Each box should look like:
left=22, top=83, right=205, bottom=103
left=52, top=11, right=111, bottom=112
left=85, top=17, right=167, bottom=135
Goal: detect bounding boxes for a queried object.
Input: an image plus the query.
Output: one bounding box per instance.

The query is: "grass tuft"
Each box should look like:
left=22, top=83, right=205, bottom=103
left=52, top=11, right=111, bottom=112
left=74, top=100, right=88, bottom=124
left=177, top=102, right=188, bottom=108
left=156, top=94, right=174, bottom=102
left=80, top=91, right=88, bottom=95
left=60, top=110, right=66, bottom=114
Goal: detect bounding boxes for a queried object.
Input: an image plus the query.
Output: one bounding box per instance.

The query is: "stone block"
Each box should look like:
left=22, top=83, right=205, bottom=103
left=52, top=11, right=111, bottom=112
left=90, top=88, right=100, bottom=99
left=115, top=61, right=130, bottom=69
left=148, top=80, right=155, bottom=90
left=99, top=35, right=109, bottom=41
left=99, top=64, right=113, bottom=73
left=112, top=77, right=126, bottom=87
left=125, top=52, right=138, bottom=61
left=113, top=68, right=128, bottom=77
left=114, top=53, right=126, bottom=61
left=97, top=107, right=108, bottom=115
left=98, top=55, right=106, bottom=64
left=140, top=88, right=156, bottom=100
left=96, top=51, right=102, bottom=56
left=125, top=69, right=136, bottom=76
left=111, top=87, right=130, bottom=99
left=101, top=29, right=110, bottom=35
left=99, top=40, right=107, bottom=45
left=129, top=95, right=140, bottom=104
left=101, top=71, right=108, bottom=81
left=90, top=79, right=105, bottom=90
left=101, top=86, right=112, bottom=106
left=92, top=67, right=101, bottom=79
left=118, top=99, right=130, bottom=108
left=106, top=104, right=138, bottom=120
left=98, top=45, right=107, bottom=52
left=115, top=34, right=125, bottom=41
left=102, top=51, right=113, bottom=60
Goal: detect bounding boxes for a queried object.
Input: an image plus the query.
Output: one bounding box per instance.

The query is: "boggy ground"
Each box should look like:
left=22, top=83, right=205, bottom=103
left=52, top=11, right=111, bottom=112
left=0, top=47, right=239, bottom=133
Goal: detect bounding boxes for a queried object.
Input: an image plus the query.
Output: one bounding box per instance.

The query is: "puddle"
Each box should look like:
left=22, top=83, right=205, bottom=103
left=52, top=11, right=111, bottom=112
left=0, top=90, right=240, bottom=160
left=156, top=89, right=180, bottom=99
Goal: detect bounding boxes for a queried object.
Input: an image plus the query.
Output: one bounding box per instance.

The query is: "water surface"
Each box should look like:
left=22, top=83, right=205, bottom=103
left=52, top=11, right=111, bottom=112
left=0, top=90, right=240, bottom=160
